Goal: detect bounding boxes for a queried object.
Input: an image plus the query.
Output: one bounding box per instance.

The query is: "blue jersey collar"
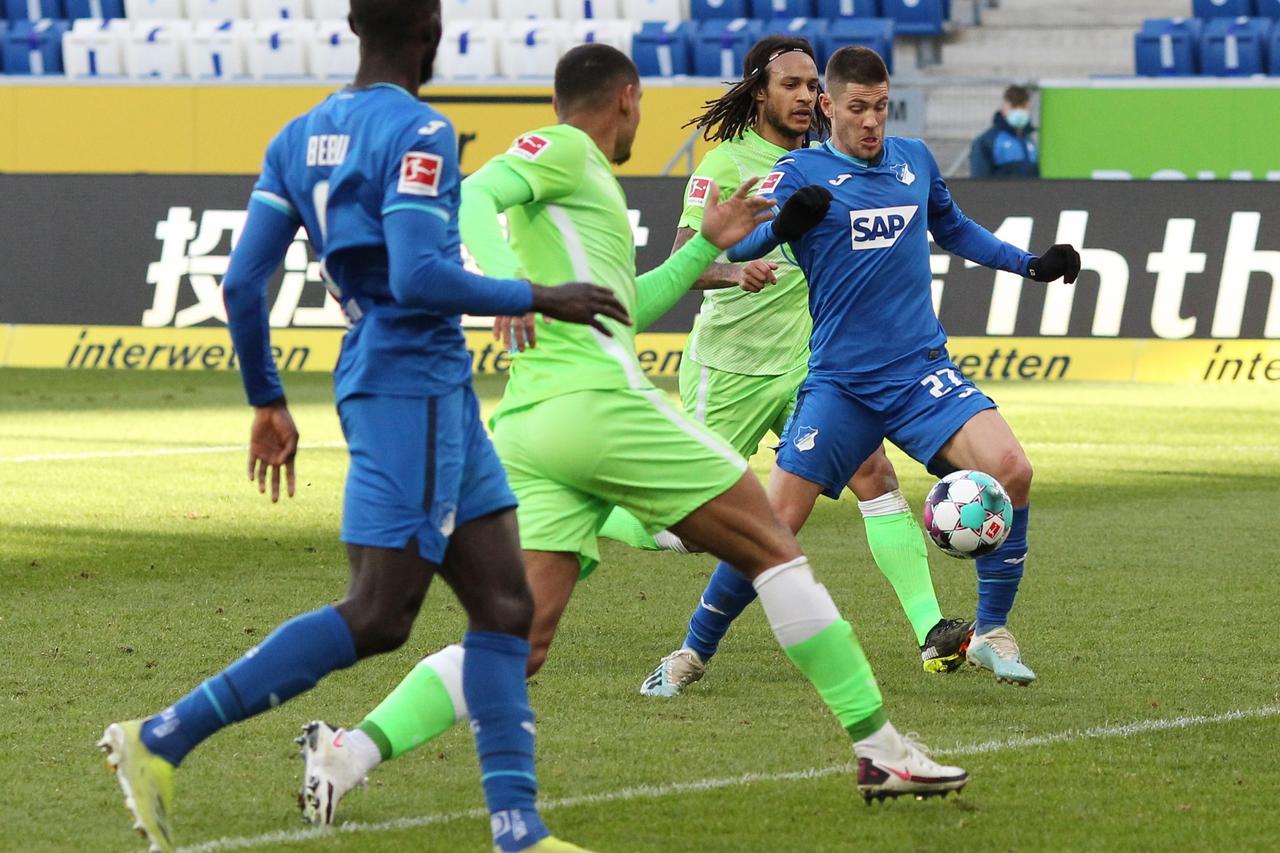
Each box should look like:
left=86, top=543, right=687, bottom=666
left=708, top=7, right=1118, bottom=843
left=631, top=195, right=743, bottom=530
left=823, top=140, right=884, bottom=169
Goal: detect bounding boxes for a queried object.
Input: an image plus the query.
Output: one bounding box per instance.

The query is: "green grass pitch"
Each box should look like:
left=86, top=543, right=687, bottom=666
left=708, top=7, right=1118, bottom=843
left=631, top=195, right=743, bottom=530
left=2, top=368, right=1278, bottom=852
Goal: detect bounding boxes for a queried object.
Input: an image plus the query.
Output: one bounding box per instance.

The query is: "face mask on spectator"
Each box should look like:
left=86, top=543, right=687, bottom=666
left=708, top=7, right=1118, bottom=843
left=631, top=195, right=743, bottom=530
left=1006, top=108, right=1030, bottom=129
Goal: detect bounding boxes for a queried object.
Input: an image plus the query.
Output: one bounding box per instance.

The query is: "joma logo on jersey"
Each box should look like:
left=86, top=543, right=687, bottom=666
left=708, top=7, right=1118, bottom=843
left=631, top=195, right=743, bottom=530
left=509, top=134, right=550, bottom=160
left=849, top=205, right=918, bottom=250
left=398, top=152, right=443, bottom=197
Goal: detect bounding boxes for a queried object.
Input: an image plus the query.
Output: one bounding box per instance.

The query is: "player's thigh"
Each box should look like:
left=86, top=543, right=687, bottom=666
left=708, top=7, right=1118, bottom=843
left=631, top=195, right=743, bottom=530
left=775, top=378, right=885, bottom=500
left=439, top=507, right=531, bottom=637
left=933, top=408, right=1033, bottom=503
left=680, top=360, right=799, bottom=460
left=671, top=469, right=801, bottom=574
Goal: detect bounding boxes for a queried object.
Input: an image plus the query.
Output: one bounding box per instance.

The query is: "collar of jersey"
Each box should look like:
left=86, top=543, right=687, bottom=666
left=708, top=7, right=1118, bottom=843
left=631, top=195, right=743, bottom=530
left=740, top=128, right=791, bottom=160
left=558, top=122, right=611, bottom=168
left=343, top=82, right=418, bottom=100
left=822, top=140, right=882, bottom=170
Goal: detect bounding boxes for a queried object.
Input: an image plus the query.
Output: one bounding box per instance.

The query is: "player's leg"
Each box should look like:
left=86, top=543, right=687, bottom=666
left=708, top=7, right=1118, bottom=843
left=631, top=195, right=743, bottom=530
left=848, top=447, right=973, bottom=673
left=931, top=408, right=1035, bottom=685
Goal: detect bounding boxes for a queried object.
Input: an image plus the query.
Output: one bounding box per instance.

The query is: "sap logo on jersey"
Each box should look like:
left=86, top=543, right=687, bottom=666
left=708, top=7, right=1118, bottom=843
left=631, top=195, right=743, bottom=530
left=849, top=205, right=917, bottom=250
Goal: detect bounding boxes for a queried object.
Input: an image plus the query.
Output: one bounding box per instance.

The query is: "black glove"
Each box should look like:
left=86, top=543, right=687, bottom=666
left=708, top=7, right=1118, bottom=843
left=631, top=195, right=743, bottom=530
left=772, top=185, right=832, bottom=242
left=1028, top=244, right=1081, bottom=284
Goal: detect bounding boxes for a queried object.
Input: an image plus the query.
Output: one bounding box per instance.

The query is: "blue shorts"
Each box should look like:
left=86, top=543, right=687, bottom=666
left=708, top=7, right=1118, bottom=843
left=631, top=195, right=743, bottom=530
left=777, top=351, right=997, bottom=500
left=338, top=386, right=518, bottom=563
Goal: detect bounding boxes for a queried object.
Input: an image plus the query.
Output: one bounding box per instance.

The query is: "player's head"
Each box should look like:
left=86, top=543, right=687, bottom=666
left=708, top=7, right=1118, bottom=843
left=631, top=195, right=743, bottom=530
left=820, top=46, right=890, bottom=161
left=348, top=0, right=443, bottom=86
left=553, top=44, right=643, bottom=165
left=684, top=36, right=827, bottom=145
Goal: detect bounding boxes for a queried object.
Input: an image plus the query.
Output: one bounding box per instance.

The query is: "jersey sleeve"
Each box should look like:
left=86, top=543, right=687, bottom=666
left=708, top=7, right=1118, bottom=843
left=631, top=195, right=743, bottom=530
left=923, top=141, right=1033, bottom=275
left=492, top=127, right=586, bottom=203
left=676, top=148, right=739, bottom=231
left=380, top=114, right=459, bottom=225
left=250, top=130, right=301, bottom=222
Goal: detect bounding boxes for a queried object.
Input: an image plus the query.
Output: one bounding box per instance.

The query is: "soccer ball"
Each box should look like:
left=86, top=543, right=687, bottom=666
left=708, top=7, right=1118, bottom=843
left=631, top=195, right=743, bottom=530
left=922, top=470, right=1013, bottom=559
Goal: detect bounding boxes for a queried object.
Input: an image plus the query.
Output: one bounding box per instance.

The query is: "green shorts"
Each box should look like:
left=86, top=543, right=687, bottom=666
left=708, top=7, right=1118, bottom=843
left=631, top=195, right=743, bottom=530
left=679, top=355, right=808, bottom=460
left=492, top=387, right=747, bottom=573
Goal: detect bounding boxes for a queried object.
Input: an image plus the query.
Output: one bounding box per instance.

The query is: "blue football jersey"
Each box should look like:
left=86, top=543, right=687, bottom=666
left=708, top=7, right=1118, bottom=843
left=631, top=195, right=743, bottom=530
left=251, top=83, right=470, bottom=402
left=758, top=137, right=1033, bottom=380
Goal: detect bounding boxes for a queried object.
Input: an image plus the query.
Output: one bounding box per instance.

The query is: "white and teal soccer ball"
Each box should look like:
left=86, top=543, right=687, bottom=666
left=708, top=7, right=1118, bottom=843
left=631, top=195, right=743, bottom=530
left=922, top=470, right=1013, bottom=559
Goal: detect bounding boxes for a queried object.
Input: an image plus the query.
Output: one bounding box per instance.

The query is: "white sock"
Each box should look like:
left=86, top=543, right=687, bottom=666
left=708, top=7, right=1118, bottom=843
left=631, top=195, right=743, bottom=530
left=857, top=489, right=910, bottom=518
left=654, top=529, right=702, bottom=554
left=342, top=727, right=384, bottom=777
left=751, top=556, right=840, bottom=647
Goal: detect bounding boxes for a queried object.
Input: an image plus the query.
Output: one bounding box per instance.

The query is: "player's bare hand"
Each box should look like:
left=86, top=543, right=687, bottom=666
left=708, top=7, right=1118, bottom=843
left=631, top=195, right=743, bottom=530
left=248, top=402, right=298, bottom=503
left=529, top=282, right=631, bottom=336
left=494, top=313, right=538, bottom=351
left=700, top=178, right=775, bottom=250
left=739, top=260, right=779, bottom=292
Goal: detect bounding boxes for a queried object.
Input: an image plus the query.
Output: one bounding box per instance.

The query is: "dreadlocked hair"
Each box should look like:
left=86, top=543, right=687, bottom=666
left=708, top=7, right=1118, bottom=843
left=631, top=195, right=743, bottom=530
left=684, top=35, right=828, bottom=143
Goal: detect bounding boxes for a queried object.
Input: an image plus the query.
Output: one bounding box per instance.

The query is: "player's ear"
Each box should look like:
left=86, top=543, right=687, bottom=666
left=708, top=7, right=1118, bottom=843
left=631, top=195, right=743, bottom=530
left=819, top=92, right=833, bottom=119
left=346, top=12, right=356, bottom=37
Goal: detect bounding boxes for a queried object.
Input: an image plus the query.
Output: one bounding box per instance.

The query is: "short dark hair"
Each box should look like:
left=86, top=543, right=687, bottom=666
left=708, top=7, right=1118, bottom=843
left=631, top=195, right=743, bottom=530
left=349, top=0, right=437, bottom=49
left=1004, top=84, right=1031, bottom=106
left=554, top=43, right=640, bottom=112
left=825, top=46, right=889, bottom=91
left=684, top=35, right=828, bottom=143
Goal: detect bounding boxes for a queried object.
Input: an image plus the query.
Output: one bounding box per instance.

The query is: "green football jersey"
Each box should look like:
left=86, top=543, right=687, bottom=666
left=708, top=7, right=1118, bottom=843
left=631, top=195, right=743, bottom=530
left=469, top=124, right=674, bottom=419
left=679, top=130, right=811, bottom=376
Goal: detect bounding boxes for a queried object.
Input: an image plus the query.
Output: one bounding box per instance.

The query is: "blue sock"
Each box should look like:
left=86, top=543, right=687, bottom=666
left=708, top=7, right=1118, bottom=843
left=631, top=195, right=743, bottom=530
left=682, top=562, right=758, bottom=661
left=139, top=605, right=356, bottom=767
left=464, top=630, right=550, bottom=853
left=975, top=505, right=1029, bottom=635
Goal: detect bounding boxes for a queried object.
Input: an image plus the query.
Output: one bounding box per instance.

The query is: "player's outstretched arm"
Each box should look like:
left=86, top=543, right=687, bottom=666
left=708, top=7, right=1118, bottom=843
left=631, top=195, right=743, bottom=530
left=669, top=227, right=778, bottom=293
left=726, top=184, right=831, bottom=262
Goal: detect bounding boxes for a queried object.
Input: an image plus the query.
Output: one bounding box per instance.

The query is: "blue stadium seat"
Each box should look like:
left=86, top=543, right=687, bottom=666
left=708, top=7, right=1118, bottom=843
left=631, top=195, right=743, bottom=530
left=1134, top=18, right=1201, bottom=76
left=0, top=20, right=6, bottom=70
left=822, top=16, right=893, bottom=71
left=1256, top=0, right=1280, bottom=20
left=816, top=0, right=880, bottom=16
left=883, top=0, right=944, bottom=36
left=3, top=18, right=68, bottom=73
left=1192, top=0, right=1253, bottom=19
left=1200, top=16, right=1271, bottom=75
left=632, top=20, right=696, bottom=76
left=691, top=0, right=749, bottom=19
left=762, top=16, right=826, bottom=51
left=1270, top=20, right=1280, bottom=70
left=750, top=0, right=812, bottom=17
left=694, top=17, right=762, bottom=76
left=65, top=0, right=124, bottom=18
left=4, top=0, right=63, bottom=20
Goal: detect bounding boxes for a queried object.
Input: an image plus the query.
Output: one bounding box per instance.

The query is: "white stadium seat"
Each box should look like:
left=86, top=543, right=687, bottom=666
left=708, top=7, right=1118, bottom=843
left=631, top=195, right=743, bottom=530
left=495, top=0, right=554, bottom=20
left=559, top=0, right=621, bottom=19
left=437, top=19, right=499, bottom=78
left=186, top=18, right=251, bottom=78
left=124, top=0, right=183, bottom=19
left=442, top=0, right=494, bottom=20
left=499, top=19, right=566, bottom=78
left=569, top=19, right=634, bottom=53
left=63, top=18, right=128, bottom=78
left=309, top=18, right=358, bottom=79
left=247, top=19, right=313, bottom=77
left=125, top=19, right=190, bottom=78
left=310, top=0, right=349, bottom=19
left=247, top=0, right=306, bottom=21
left=184, top=0, right=244, bottom=19
left=621, top=0, right=684, bottom=22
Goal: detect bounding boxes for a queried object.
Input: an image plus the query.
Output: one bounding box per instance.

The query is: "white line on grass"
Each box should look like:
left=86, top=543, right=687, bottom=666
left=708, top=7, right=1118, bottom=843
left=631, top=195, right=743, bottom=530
left=0, top=442, right=344, bottom=464
left=181, top=704, right=1280, bottom=852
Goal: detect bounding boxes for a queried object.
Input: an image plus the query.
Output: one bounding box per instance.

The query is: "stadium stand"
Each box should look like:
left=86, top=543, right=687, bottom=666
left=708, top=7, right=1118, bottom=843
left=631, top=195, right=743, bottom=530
left=823, top=15, right=893, bottom=72
left=5, top=0, right=63, bottom=19
left=4, top=18, right=67, bottom=73
left=632, top=18, right=695, bottom=75
left=1193, top=0, right=1252, bottom=18
left=185, top=0, right=242, bottom=19
left=185, top=17, right=250, bottom=77
left=693, top=17, right=761, bottom=77
left=1200, top=15, right=1270, bottom=76
left=66, top=0, right=125, bottom=17
left=1135, top=2, right=1280, bottom=76
left=1134, top=17, right=1202, bottom=76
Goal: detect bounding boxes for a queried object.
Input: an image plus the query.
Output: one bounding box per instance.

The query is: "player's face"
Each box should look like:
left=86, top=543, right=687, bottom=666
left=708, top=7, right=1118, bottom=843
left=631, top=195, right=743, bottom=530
left=613, top=82, right=642, bottom=165
left=821, top=80, right=890, bottom=160
left=757, top=52, right=820, bottom=142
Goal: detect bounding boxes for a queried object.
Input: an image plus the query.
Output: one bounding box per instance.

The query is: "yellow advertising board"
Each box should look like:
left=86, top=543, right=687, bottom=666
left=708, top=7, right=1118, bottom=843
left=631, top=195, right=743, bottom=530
left=7, top=325, right=1280, bottom=386
left=0, top=83, right=723, bottom=176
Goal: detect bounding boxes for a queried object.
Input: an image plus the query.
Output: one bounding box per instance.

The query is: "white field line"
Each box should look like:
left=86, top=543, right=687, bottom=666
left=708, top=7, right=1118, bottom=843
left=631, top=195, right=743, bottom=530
left=0, top=442, right=344, bottom=464
left=180, top=704, right=1280, bottom=853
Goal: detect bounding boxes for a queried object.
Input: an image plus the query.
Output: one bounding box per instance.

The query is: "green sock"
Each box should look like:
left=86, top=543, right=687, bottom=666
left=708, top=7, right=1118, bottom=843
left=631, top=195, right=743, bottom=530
left=783, top=619, right=887, bottom=739
left=357, top=645, right=465, bottom=761
left=861, top=502, right=943, bottom=645
left=598, top=507, right=659, bottom=551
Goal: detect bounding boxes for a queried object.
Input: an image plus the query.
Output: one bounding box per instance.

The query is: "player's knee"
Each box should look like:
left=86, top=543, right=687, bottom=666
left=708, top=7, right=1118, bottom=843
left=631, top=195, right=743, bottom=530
left=483, top=584, right=534, bottom=638
left=850, top=452, right=898, bottom=500
left=340, top=597, right=420, bottom=657
left=998, top=450, right=1033, bottom=504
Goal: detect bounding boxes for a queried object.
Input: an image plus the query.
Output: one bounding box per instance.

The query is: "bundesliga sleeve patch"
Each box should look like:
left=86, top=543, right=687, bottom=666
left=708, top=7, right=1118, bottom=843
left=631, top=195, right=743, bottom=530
left=508, top=134, right=551, bottom=160
left=759, top=170, right=786, bottom=195
left=397, top=152, right=444, bottom=197
left=686, top=176, right=713, bottom=207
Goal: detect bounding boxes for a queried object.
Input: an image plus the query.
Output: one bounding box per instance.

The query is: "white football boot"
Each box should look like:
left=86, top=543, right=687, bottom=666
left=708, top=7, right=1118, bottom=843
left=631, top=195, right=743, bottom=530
left=855, top=722, right=969, bottom=803
left=639, top=648, right=706, bottom=697
left=296, top=721, right=372, bottom=825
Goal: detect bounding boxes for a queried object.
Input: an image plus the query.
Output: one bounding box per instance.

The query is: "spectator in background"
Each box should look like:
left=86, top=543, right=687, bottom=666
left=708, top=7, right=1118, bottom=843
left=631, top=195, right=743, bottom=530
left=970, top=84, right=1039, bottom=178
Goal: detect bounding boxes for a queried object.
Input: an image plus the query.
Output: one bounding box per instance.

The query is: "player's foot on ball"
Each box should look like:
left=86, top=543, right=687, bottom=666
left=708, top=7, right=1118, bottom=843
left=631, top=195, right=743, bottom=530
left=854, top=722, right=968, bottom=803
left=297, top=720, right=369, bottom=825
left=504, top=836, right=598, bottom=853
left=639, top=647, right=705, bottom=697
left=966, top=626, right=1036, bottom=685
left=98, top=720, right=177, bottom=853
left=919, top=617, right=975, bottom=674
